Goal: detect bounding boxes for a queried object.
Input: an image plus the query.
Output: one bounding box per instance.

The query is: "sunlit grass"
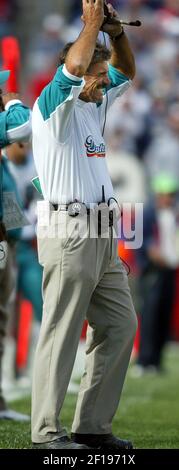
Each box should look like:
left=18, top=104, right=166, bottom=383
left=0, top=344, right=179, bottom=449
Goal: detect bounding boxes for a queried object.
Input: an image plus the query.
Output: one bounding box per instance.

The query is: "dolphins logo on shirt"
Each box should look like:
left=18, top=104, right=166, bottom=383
left=85, top=135, right=106, bottom=158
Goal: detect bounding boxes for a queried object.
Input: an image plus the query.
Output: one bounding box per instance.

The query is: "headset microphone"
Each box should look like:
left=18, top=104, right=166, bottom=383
left=120, top=20, right=142, bottom=27
left=103, top=2, right=142, bottom=28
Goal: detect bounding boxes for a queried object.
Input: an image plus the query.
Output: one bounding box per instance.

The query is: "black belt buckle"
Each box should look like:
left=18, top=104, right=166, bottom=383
left=68, top=202, right=86, bottom=217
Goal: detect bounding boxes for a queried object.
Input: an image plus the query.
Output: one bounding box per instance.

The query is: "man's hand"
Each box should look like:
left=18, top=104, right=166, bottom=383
left=101, top=3, right=123, bottom=38
left=82, top=0, right=104, bottom=30
left=2, top=92, right=19, bottom=107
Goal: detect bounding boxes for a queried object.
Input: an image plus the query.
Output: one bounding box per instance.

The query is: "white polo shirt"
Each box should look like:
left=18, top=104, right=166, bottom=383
left=32, top=63, right=131, bottom=205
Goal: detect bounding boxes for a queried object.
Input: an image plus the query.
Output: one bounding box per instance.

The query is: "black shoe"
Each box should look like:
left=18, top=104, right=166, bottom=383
left=33, top=435, right=89, bottom=449
left=71, top=433, right=133, bottom=450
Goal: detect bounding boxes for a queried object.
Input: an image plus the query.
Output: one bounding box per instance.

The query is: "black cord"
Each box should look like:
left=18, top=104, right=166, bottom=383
left=119, top=256, right=131, bottom=276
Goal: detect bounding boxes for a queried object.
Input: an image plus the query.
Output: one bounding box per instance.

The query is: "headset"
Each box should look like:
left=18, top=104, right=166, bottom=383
left=103, top=1, right=141, bottom=28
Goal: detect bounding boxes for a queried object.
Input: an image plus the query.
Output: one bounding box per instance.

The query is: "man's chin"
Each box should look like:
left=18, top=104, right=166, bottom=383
left=79, top=91, right=103, bottom=103
left=93, top=93, right=103, bottom=103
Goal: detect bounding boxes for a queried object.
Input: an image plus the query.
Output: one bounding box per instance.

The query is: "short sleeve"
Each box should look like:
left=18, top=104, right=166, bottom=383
left=37, top=65, right=85, bottom=142
left=0, top=100, right=31, bottom=147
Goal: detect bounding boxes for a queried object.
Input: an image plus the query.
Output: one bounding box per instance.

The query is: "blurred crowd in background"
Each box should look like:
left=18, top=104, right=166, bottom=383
left=1, top=0, right=179, bottom=406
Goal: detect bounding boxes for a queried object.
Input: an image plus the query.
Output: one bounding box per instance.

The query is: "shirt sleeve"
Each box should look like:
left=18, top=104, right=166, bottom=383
left=0, top=100, right=31, bottom=148
left=97, top=64, right=132, bottom=130
left=37, top=64, right=85, bottom=143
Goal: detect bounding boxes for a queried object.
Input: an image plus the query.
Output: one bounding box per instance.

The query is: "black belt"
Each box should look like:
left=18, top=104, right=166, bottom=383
left=52, top=202, right=114, bottom=228
left=53, top=202, right=91, bottom=215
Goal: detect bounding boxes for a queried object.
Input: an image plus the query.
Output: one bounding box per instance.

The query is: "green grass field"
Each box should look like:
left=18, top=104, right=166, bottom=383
left=0, top=344, right=179, bottom=449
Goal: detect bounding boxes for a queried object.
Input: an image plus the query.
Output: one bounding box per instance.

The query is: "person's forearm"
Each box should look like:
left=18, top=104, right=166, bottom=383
left=110, top=32, right=136, bottom=79
left=65, top=24, right=100, bottom=77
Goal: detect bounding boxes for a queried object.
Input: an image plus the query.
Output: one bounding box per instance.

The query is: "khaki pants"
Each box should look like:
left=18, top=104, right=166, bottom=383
left=31, top=209, right=137, bottom=443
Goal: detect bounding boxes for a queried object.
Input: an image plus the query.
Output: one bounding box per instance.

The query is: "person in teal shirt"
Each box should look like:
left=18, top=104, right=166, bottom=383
left=0, top=69, right=31, bottom=421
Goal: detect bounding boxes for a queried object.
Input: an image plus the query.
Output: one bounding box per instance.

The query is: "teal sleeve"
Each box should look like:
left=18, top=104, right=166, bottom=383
left=38, top=65, right=84, bottom=121
left=0, top=104, right=31, bottom=148
left=5, top=104, right=31, bottom=132
left=0, top=111, right=10, bottom=148
left=107, top=64, right=130, bottom=91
